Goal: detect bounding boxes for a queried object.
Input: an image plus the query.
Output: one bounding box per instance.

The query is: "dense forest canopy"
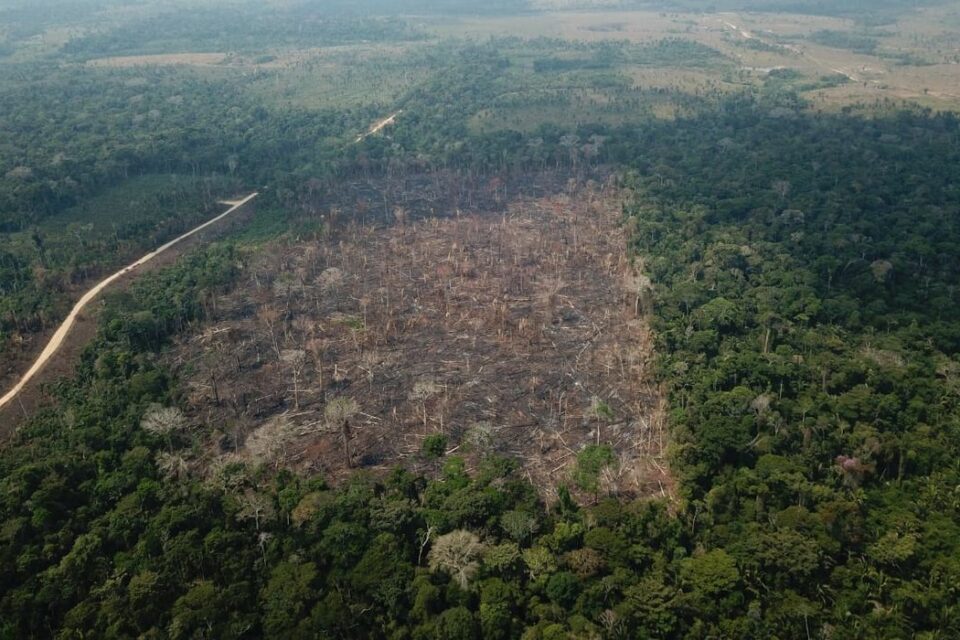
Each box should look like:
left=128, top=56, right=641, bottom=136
left=1, top=0, right=960, bottom=637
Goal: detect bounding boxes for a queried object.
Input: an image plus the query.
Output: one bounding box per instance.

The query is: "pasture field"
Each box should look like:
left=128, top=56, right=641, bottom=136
left=424, top=7, right=960, bottom=112
left=46, top=5, right=960, bottom=122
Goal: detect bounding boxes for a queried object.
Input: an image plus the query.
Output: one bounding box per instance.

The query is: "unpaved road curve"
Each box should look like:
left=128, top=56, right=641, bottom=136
left=0, top=192, right=258, bottom=413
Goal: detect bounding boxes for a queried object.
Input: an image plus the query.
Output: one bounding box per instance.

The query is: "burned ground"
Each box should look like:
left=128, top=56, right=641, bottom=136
left=166, top=173, right=668, bottom=500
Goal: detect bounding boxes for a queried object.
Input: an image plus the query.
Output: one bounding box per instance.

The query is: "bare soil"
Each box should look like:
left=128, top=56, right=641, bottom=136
left=168, top=175, right=669, bottom=500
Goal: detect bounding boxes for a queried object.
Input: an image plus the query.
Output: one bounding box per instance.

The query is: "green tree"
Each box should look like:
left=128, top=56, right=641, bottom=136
left=260, top=561, right=318, bottom=638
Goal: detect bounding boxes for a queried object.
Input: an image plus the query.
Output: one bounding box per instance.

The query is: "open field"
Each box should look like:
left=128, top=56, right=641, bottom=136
left=425, top=8, right=960, bottom=112
left=165, top=175, right=668, bottom=498
left=35, top=5, right=960, bottom=127
left=424, top=10, right=689, bottom=42
left=85, top=52, right=231, bottom=67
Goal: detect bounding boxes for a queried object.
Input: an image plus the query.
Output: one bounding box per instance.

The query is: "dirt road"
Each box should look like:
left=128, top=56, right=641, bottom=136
left=0, top=192, right=258, bottom=413
left=355, top=111, right=402, bottom=143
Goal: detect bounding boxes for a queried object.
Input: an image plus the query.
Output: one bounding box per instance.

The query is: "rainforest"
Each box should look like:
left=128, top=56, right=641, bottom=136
left=1, top=0, right=959, bottom=638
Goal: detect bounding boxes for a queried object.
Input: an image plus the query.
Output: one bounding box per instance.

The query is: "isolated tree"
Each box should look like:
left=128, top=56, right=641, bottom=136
left=235, top=489, right=277, bottom=531
left=141, top=404, right=188, bottom=450
left=281, top=349, right=307, bottom=409
left=155, top=451, right=190, bottom=482
left=325, top=397, right=359, bottom=467
left=575, top=444, right=616, bottom=498
left=257, top=305, right=283, bottom=360
left=590, top=395, right=615, bottom=445
left=464, top=421, right=495, bottom=454
left=317, top=267, right=344, bottom=292
left=410, top=379, right=442, bottom=433
left=272, top=418, right=300, bottom=468
left=422, top=434, right=448, bottom=459
left=428, top=530, right=485, bottom=589
left=306, top=337, right=325, bottom=392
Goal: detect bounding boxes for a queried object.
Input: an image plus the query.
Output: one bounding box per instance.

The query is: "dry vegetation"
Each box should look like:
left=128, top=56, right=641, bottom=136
left=167, top=174, right=668, bottom=499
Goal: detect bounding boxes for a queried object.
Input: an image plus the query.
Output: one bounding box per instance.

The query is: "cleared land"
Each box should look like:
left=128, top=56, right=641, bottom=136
left=78, top=8, right=960, bottom=128
left=426, top=8, right=960, bottom=113
left=85, top=52, right=230, bottom=67
left=166, top=176, right=668, bottom=499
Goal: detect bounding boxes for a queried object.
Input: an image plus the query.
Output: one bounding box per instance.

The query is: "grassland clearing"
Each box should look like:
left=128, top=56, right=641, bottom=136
left=704, top=9, right=960, bottom=110
left=85, top=52, right=231, bottom=67
left=424, top=10, right=688, bottom=43
left=424, top=8, right=960, bottom=112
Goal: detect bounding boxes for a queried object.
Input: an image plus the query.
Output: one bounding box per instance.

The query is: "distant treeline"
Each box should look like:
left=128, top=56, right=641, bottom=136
left=663, top=0, right=949, bottom=20
left=62, top=12, right=422, bottom=58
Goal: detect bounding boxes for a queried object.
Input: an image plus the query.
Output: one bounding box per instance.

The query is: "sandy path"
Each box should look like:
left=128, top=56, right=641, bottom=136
left=0, top=192, right=258, bottom=413
left=355, top=111, right=402, bottom=143
left=722, top=19, right=755, bottom=40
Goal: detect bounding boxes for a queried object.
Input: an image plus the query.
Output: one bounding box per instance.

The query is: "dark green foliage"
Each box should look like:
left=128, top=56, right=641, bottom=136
left=434, top=606, right=478, bottom=640
left=573, top=444, right=614, bottom=493
left=0, top=55, right=369, bottom=354
left=533, top=57, right=613, bottom=73
left=422, top=434, right=449, bottom=459
left=544, top=571, right=580, bottom=608
left=618, top=101, right=960, bottom=637
left=809, top=29, right=880, bottom=54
